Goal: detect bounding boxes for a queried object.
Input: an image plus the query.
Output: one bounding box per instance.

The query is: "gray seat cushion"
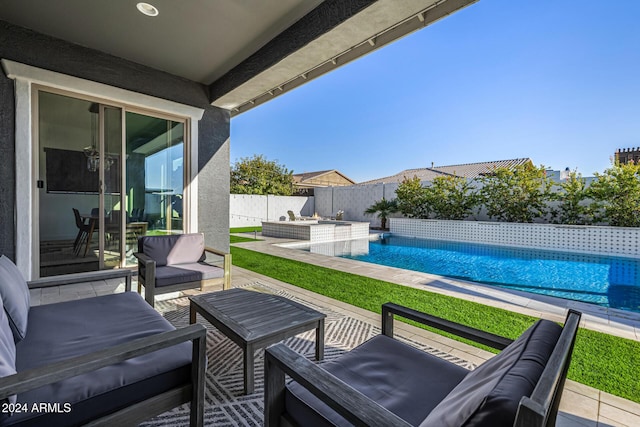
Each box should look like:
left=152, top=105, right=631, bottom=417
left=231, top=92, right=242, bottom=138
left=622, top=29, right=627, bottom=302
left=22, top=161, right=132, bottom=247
left=0, top=255, right=30, bottom=343
left=421, top=319, right=562, bottom=427
left=9, top=292, right=192, bottom=426
left=154, top=262, right=224, bottom=287
left=285, top=334, right=469, bottom=427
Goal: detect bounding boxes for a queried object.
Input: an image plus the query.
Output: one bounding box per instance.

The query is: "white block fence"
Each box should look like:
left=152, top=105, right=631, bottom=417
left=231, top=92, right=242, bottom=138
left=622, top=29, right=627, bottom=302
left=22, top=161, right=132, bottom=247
left=390, top=218, right=640, bottom=258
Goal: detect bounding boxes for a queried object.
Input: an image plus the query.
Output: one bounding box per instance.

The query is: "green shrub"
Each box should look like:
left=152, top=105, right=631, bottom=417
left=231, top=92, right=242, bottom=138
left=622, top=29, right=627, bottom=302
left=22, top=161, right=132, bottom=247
left=552, top=170, right=593, bottom=225
left=426, top=176, right=480, bottom=220
left=395, top=176, right=431, bottom=218
left=588, top=161, right=640, bottom=227
left=478, top=163, right=553, bottom=223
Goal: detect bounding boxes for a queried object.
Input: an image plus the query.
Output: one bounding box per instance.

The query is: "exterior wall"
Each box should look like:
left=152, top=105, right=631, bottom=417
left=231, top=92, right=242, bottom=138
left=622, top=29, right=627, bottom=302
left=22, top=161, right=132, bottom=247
left=0, top=21, right=230, bottom=269
left=0, top=73, right=15, bottom=259
left=197, top=107, right=230, bottom=251
left=390, top=218, right=640, bottom=258
left=615, top=147, right=640, bottom=165
left=230, top=194, right=314, bottom=228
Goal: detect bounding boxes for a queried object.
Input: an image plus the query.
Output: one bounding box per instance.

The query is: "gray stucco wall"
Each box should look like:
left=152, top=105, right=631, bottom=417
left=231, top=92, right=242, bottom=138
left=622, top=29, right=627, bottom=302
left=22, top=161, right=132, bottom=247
left=0, top=20, right=230, bottom=259
left=198, top=107, right=230, bottom=251
left=0, top=74, right=15, bottom=259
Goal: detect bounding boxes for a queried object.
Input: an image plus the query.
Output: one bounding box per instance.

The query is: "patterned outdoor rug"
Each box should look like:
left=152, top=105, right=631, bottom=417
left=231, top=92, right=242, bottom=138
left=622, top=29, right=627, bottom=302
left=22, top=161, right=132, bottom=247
left=142, top=282, right=475, bottom=426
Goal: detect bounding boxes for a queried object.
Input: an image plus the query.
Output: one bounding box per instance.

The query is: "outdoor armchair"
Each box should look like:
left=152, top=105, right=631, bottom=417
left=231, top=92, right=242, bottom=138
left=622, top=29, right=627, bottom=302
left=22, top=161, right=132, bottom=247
left=134, top=233, right=231, bottom=307
left=264, top=303, right=581, bottom=427
left=0, top=257, right=206, bottom=426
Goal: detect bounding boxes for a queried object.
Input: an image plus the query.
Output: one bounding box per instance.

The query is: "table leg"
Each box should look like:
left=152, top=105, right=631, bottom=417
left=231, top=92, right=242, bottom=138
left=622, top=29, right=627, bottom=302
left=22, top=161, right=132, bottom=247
left=83, top=219, right=96, bottom=257
left=244, top=344, right=254, bottom=395
left=316, top=318, right=325, bottom=361
left=190, top=304, right=196, bottom=324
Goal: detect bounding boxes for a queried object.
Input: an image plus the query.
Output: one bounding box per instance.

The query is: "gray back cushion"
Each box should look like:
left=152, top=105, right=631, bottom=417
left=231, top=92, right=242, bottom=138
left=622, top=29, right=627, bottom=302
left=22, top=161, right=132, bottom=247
left=0, top=255, right=30, bottom=343
left=421, top=319, right=562, bottom=427
left=139, top=234, right=205, bottom=266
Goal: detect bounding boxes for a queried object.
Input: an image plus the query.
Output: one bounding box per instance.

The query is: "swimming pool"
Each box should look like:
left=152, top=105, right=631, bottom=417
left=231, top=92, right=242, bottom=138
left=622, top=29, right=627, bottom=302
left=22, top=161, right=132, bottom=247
left=298, top=235, right=640, bottom=313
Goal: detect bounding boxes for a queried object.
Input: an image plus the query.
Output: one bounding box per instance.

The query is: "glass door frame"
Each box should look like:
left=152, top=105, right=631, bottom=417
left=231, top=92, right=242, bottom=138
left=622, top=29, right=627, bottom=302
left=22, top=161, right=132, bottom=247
left=33, top=85, right=193, bottom=272
left=98, top=104, right=126, bottom=269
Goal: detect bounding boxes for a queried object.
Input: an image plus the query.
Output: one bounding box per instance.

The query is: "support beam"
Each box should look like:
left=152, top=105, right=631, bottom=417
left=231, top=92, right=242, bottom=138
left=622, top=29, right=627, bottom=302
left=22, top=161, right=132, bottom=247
left=216, top=0, right=479, bottom=116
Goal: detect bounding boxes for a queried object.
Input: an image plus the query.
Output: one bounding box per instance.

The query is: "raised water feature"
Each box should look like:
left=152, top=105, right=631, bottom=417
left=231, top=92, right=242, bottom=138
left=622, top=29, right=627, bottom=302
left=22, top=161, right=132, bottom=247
left=261, top=220, right=369, bottom=243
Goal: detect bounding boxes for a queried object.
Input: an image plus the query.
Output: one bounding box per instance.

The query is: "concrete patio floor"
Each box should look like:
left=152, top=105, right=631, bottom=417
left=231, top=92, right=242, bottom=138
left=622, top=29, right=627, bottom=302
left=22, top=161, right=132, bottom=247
left=29, top=234, right=640, bottom=426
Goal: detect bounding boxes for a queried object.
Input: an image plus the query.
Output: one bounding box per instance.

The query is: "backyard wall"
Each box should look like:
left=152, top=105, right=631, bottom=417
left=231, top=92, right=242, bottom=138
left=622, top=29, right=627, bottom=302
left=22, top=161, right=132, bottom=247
left=390, top=218, right=640, bottom=258
left=314, top=183, right=402, bottom=227
left=230, top=194, right=314, bottom=227
left=230, top=185, right=399, bottom=229
left=313, top=178, right=598, bottom=226
left=232, top=176, right=602, bottom=230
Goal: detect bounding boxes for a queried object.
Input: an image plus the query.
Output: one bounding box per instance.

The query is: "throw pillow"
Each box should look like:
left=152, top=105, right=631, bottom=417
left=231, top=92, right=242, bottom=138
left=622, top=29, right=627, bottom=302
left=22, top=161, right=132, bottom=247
left=420, top=319, right=561, bottom=427
left=0, top=255, right=30, bottom=343
left=0, top=297, right=17, bottom=405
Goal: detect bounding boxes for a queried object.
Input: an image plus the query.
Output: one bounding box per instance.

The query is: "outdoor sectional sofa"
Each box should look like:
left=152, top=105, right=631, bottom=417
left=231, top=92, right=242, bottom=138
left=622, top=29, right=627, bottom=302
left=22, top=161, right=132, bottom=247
left=0, top=255, right=206, bottom=426
left=265, top=302, right=581, bottom=427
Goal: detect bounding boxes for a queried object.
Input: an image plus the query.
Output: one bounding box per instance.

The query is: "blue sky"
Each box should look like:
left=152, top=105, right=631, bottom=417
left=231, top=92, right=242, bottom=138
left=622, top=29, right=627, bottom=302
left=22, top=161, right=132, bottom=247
left=230, top=0, right=640, bottom=183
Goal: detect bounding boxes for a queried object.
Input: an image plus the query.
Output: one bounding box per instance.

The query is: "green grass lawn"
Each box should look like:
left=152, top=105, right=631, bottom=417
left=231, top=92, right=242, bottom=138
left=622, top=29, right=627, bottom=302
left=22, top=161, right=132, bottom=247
left=230, top=235, right=259, bottom=244
left=230, top=245, right=640, bottom=403
left=230, top=227, right=261, bottom=244
left=230, top=226, right=262, bottom=233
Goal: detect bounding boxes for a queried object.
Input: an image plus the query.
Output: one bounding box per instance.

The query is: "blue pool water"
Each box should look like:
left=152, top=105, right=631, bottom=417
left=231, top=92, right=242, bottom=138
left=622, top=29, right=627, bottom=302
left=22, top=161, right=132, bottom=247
left=300, top=236, right=640, bottom=313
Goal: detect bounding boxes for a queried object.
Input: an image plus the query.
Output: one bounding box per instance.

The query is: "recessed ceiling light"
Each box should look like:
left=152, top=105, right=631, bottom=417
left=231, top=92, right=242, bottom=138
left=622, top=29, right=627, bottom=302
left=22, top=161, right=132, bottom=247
left=136, top=2, right=159, bottom=17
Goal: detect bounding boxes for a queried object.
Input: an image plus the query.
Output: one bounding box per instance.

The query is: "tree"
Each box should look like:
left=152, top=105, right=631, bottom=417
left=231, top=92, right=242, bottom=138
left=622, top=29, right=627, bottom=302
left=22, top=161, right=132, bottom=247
left=425, top=176, right=479, bottom=220
left=230, top=155, right=294, bottom=195
left=588, top=161, right=640, bottom=227
left=364, top=198, right=398, bottom=229
left=395, top=176, right=431, bottom=218
left=478, top=163, right=553, bottom=223
left=552, top=170, right=592, bottom=225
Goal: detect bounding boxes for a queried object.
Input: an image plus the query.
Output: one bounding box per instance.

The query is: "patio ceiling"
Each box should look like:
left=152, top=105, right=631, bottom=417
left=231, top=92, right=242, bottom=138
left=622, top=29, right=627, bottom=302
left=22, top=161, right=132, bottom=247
left=0, top=0, right=477, bottom=115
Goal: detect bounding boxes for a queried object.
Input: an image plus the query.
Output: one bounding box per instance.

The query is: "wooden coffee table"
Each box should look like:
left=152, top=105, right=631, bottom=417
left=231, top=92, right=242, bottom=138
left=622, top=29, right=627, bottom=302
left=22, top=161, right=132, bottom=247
left=189, top=288, right=326, bottom=394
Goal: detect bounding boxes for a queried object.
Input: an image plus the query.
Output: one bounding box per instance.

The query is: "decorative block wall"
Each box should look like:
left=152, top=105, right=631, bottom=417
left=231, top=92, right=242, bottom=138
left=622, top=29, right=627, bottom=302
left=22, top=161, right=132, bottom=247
left=390, top=218, right=640, bottom=258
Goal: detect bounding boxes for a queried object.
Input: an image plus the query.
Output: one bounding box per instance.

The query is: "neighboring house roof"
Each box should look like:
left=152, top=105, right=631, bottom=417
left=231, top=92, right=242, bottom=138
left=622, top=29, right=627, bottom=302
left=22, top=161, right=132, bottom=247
left=361, top=158, right=533, bottom=184
left=293, top=170, right=357, bottom=188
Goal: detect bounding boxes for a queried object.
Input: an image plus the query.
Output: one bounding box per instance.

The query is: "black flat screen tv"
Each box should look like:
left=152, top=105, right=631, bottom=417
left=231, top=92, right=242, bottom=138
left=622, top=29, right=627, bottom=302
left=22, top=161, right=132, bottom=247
left=44, top=148, right=119, bottom=194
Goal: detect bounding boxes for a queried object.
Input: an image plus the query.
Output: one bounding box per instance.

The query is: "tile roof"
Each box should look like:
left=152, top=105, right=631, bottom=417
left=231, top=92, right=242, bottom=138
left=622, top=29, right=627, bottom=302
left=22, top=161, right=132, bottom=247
left=360, top=158, right=533, bottom=184
left=292, top=169, right=356, bottom=186
left=292, top=170, right=334, bottom=183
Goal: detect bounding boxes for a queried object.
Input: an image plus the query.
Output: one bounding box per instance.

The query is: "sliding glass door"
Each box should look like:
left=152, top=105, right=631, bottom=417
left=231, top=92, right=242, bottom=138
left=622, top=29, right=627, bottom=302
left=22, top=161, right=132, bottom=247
left=37, top=90, right=186, bottom=275
left=124, top=112, right=185, bottom=265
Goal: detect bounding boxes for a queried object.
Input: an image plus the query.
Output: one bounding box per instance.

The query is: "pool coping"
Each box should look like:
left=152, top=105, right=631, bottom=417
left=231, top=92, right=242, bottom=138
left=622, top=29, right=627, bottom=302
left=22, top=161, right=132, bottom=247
left=233, top=235, right=640, bottom=342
